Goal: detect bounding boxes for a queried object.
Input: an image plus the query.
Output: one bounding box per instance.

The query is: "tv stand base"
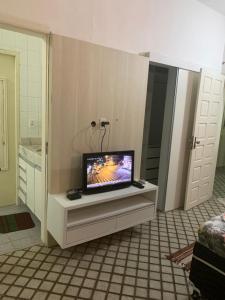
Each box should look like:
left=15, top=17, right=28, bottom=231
left=47, top=182, right=158, bottom=249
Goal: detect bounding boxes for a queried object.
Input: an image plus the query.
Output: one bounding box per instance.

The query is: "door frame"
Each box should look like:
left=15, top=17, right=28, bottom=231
left=0, top=49, right=20, bottom=206
left=140, top=61, right=178, bottom=211
left=165, top=70, right=200, bottom=211
left=216, top=87, right=225, bottom=168
left=0, top=23, right=50, bottom=244
left=41, top=33, right=50, bottom=244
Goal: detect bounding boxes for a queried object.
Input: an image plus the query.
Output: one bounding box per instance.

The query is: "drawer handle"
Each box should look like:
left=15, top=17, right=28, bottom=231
left=19, top=165, right=27, bottom=172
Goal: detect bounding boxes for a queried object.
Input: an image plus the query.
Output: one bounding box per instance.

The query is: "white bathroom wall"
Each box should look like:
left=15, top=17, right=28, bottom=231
left=0, top=28, right=42, bottom=138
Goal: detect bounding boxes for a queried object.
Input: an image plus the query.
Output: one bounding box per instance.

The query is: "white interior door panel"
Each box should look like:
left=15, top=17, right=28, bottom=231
left=184, top=70, right=224, bottom=210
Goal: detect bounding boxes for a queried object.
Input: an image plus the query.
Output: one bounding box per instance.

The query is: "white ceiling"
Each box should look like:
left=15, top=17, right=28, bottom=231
left=198, top=0, right=225, bottom=15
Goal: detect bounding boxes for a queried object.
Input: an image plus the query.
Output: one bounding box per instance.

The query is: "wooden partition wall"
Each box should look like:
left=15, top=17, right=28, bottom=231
left=49, top=34, right=149, bottom=193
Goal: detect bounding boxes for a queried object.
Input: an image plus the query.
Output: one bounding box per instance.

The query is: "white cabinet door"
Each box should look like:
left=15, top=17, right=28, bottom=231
left=26, top=163, right=35, bottom=212
left=35, top=168, right=42, bottom=221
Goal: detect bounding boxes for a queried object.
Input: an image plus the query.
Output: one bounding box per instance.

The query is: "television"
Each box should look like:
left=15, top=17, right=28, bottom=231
left=82, top=150, right=134, bottom=194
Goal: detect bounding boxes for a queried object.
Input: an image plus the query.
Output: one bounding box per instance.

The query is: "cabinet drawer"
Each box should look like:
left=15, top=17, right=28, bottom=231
left=145, top=169, right=159, bottom=180
left=117, top=205, right=154, bottom=229
left=19, top=158, right=27, bottom=171
left=147, top=147, right=160, bottom=158
left=146, top=158, right=160, bottom=169
left=19, top=167, right=27, bottom=182
left=19, top=189, right=26, bottom=204
left=66, top=218, right=116, bottom=245
left=19, top=178, right=27, bottom=193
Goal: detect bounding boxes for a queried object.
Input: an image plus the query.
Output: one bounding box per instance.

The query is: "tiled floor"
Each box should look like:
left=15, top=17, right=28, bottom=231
left=0, top=198, right=224, bottom=300
left=0, top=205, right=42, bottom=255
left=213, top=167, right=225, bottom=198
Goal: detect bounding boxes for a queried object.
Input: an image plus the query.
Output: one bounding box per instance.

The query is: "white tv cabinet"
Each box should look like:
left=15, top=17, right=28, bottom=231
left=47, top=182, right=158, bottom=249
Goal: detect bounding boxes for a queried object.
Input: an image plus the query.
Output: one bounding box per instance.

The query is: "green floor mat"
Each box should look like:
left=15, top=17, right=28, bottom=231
left=0, top=212, right=35, bottom=233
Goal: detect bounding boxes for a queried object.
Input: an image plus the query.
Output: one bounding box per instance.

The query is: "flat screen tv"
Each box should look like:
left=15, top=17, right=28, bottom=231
left=82, top=150, right=134, bottom=194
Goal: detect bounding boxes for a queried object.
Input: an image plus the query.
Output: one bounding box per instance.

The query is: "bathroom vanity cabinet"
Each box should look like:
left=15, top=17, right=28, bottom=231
left=18, top=157, right=42, bottom=221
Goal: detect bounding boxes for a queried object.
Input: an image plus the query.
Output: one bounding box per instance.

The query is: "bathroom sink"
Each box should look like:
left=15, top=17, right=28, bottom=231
left=25, top=145, right=42, bottom=154
left=19, top=145, right=42, bottom=168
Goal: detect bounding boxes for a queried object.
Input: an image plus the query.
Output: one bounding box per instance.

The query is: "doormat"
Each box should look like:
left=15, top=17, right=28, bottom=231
left=217, top=197, right=225, bottom=207
left=166, top=242, right=195, bottom=272
left=0, top=212, right=35, bottom=233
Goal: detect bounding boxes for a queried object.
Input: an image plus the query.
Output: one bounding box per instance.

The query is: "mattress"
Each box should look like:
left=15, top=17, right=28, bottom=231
left=198, top=213, right=225, bottom=258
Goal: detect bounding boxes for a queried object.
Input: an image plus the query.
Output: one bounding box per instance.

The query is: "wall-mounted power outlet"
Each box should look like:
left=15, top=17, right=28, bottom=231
left=99, top=117, right=107, bottom=130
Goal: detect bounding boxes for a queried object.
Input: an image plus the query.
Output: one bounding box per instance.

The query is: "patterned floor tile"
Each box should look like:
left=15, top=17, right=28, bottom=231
left=0, top=196, right=224, bottom=300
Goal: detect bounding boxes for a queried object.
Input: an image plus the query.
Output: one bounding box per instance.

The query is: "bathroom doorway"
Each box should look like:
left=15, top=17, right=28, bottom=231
left=0, top=26, right=48, bottom=253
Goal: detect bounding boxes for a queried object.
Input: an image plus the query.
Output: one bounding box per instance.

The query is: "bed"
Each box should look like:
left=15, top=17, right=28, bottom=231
left=189, top=213, right=225, bottom=300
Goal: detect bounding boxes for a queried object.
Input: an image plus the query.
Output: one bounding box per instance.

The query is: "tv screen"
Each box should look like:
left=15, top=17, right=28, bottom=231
left=83, top=151, right=134, bottom=194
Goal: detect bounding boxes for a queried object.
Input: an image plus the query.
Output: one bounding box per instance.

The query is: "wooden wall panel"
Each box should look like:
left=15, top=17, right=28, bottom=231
left=49, top=34, right=149, bottom=193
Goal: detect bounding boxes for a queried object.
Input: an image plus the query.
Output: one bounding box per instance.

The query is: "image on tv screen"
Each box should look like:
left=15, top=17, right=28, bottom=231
left=87, top=154, right=132, bottom=188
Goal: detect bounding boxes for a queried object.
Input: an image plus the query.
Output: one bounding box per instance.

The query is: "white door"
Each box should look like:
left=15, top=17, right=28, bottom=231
left=184, top=70, right=224, bottom=210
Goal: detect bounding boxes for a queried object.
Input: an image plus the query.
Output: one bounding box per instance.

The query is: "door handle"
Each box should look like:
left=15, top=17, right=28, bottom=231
left=193, top=137, right=200, bottom=149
